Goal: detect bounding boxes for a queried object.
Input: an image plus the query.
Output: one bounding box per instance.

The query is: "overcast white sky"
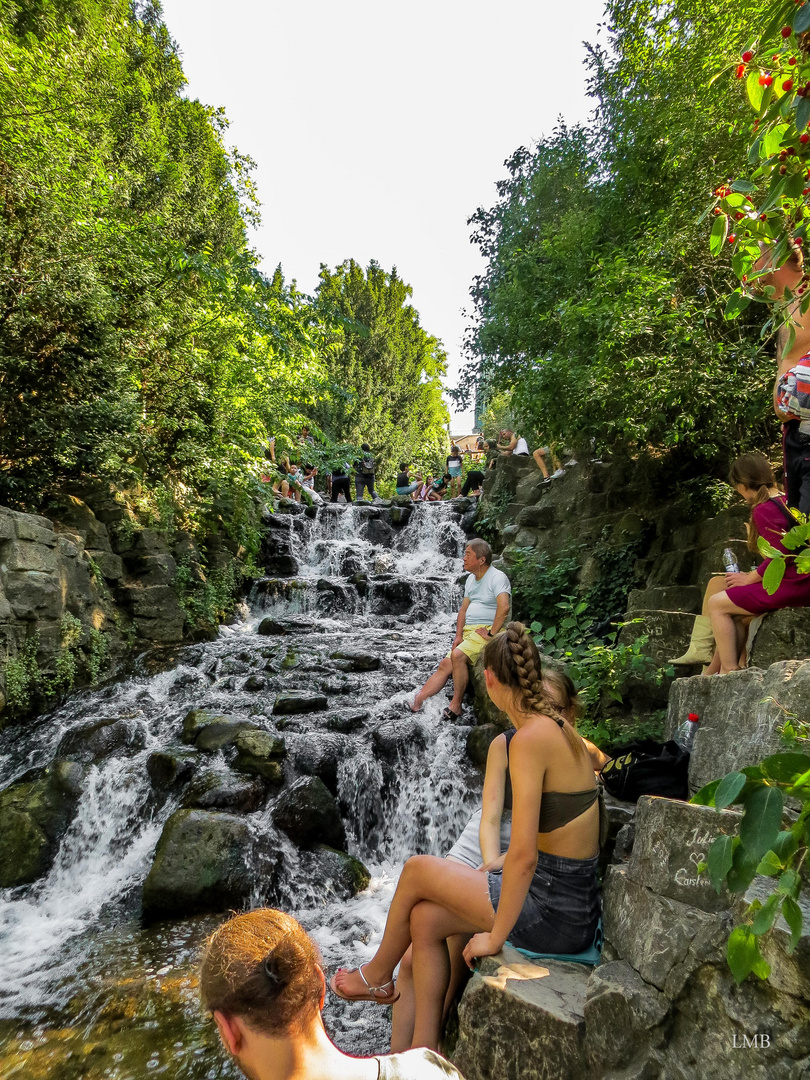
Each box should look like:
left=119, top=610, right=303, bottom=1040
left=160, top=0, right=607, bottom=432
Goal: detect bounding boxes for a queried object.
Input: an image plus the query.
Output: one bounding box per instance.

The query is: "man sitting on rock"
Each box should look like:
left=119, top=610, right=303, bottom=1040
left=409, top=539, right=511, bottom=720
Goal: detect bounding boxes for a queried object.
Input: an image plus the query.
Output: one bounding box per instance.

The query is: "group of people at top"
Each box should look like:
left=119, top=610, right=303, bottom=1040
left=199, top=537, right=606, bottom=1080
left=672, top=246, right=810, bottom=676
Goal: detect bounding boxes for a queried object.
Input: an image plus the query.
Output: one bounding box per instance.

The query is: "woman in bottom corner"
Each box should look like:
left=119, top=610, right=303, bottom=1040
left=706, top=452, right=810, bottom=675
left=330, top=622, right=601, bottom=1052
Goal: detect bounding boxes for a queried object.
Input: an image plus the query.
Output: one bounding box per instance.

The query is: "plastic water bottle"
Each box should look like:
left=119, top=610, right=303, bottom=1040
left=674, top=712, right=700, bottom=753
left=722, top=547, right=739, bottom=573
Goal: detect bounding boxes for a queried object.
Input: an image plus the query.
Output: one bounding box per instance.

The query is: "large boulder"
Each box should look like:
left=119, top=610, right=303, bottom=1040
left=329, top=649, right=381, bottom=672
left=180, top=769, right=266, bottom=813
left=0, top=761, right=84, bottom=887
left=193, top=718, right=262, bottom=752
left=298, top=844, right=371, bottom=899
left=273, top=691, right=328, bottom=716
left=142, top=809, right=253, bottom=919
left=146, top=750, right=198, bottom=797
left=748, top=607, right=810, bottom=668
left=272, top=776, right=346, bottom=850
left=56, top=717, right=146, bottom=761
left=233, top=729, right=286, bottom=784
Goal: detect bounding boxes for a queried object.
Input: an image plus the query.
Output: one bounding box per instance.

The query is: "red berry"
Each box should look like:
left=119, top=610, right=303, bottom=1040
left=781, top=164, right=788, bottom=173
left=713, top=207, right=721, bottom=215
left=782, top=26, right=793, bottom=38
left=742, top=275, right=748, bottom=283
left=790, top=56, right=798, bottom=65
left=773, top=55, right=780, bottom=63
left=788, top=147, right=798, bottom=155
left=761, top=213, right=768, bottom=220
left=802, top=134, right=810, bottom=144
left=798, top=86, right=807, bottom=96
left=736, top=63, right=746, bottom=79
left=735, top=211, right=745, bottom=220
left=804, top=187, right=810, bottom=194
left=742, top=50, right=754, bottom=62
left=764, top=75, right=774, bottom=86
left=784, top=79, right=794, bottom=91
left=728, top=234, right=736, bottom=244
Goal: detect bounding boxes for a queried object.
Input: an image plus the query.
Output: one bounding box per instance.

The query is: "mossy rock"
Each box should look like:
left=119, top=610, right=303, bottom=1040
left=0, top=760, right=84, bottom=887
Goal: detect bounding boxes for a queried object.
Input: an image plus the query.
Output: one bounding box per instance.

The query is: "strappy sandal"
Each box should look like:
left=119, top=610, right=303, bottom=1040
left=441, top=706, right=462, bottom=722
left=329, top=964, right=400, bottom=1004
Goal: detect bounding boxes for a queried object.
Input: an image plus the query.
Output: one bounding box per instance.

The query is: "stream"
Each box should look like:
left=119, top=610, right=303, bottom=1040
left=0, top=500, right=483, bottom=1079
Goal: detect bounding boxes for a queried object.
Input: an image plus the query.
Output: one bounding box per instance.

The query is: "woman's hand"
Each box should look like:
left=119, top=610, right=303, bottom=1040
left=463, top=932, right=504, bottom=969
left=478, top=855, right=506, bottom=873
left=725, top=570, right=758, bottom=588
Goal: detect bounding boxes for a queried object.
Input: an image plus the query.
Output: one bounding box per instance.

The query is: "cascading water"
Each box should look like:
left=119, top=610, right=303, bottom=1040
left=0, top=501, right=483, bottom=1078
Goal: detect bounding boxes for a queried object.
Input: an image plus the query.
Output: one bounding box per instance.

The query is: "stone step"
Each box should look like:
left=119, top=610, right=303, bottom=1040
left=453, top=947, right=591, bottom=1080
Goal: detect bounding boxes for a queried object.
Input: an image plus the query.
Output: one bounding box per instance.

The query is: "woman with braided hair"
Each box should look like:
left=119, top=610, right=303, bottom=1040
left=331, top=622, right=601, bottom=1052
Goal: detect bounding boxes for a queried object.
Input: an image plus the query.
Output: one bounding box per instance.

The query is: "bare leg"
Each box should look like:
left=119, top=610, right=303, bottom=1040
left=703, top=648, right=721, bottom=676
left=412, top=656, right=453, bottom=711
left=532, top=448, right=549, bottom=478
left=701, top=575, right=726, bottom=615
left=389, top=935, right=470, bottom=1053
left=448, top=647, right=470, bottom=714
left=707, top=592, right=753, bottom=673
left=331, top=856, right=493, bottom=1003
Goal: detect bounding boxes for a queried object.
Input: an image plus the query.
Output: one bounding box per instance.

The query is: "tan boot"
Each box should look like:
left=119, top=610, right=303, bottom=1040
left=670, top=615, right=715, bottom=665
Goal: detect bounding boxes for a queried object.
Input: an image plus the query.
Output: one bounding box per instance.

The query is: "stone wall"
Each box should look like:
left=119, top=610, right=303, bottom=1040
left=453, top=661, right=810, bottom=1080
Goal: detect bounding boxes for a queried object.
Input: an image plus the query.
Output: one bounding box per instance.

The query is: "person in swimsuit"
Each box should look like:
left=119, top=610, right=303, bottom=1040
left=331, top=623, right=601, bottom=1051
left=706, top=453, right=810, bottom=674
left=446, top=446, right=463, bottom=498
left=200, top=908, right=464, bottom=1080
left=389, top=669, right=607, bottom=1052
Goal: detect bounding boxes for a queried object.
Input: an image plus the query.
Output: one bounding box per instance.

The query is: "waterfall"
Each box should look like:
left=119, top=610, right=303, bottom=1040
left=0, top=500, right=481, bottom=1073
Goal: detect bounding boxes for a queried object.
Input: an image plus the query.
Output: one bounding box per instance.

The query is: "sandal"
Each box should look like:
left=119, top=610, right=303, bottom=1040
left=441, top=706, right=462, bottom=722
left=329, top=964, right=400, bottom=1004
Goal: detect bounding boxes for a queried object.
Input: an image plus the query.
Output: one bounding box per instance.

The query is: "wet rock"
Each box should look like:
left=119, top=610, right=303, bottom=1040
left=257, top=618, right=287, bottom=636
left=318, top=676, right=357, bottom=695
left=372, top=717, right=426, bottom=759
left=257, top=616, right=316, bottom=636
left=361, top=516, right=394, bottom=547
left=460, top=509, right=477, bottom=534
left=146, top=750, right=198, bottom=795
left=273, top=776, right=346, bottom=849
left=180, top=769, right=265, bottom=813
left=182, top=708, right=225, bottom=743
left=233, top=729, right=286, bottom=784
left=299, top=844, right=371, bottom=899
left=243, top=673, right=267, bottom=691
left=465, top=723, right=502, bottom=768
left=390, top=505, right=413, bottom=526
left=273, top=690, right=328, bottom=715
left=142, top=809, right=253, bottom=920
left=194, top=718, right=262, bottom=752
left=325, top=711, right=369, bottom=733
left=288, top=733, right=346, bottom=794
left=0, top=761, right=85, bottom=887
left=56, top=717, right=146, bottom=762
left=369, top=578, right=416, bottom=615
left=328, top=649, right=381, bottom=672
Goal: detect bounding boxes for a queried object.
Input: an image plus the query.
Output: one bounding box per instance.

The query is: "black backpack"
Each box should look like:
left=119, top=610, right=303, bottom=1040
left=600, top=739, right=690, bottom=802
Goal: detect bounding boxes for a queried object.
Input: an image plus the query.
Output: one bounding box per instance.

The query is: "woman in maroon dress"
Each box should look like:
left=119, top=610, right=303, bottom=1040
left=707, top=453, right=810, bottom=674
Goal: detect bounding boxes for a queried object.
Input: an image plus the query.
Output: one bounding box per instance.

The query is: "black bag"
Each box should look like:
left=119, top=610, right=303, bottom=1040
left=600, top=739, right=689, bottom=802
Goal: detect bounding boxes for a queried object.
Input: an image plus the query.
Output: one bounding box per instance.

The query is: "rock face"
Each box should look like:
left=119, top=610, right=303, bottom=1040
left=56, top=716, right=146, bottom=761
left=0, top=761, right=84, bottom=887
left=141, top=809, right=253, bottom=919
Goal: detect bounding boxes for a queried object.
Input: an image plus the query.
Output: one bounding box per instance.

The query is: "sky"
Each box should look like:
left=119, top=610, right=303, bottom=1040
left=160, top=0, right=608, bottom=433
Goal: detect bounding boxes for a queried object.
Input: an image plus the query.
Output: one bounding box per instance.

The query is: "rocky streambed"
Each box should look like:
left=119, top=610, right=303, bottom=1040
left=0, top=499, right=483, bottom=1079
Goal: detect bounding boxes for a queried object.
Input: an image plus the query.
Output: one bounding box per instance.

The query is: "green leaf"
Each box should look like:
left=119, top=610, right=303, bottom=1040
left=755, top=849, right=784, bottom=877
left=710, top=213, right=728, bottom=257
left=724, top=290, right=751, bottom=320
left=707, top=834, right=734, bottom=893
left=730, top=179, right=757, bottom=194
left=762, top=556, right=787, bottom=595
left=757, top=537, right=782, bottom=559
left=797, top=94, right=810, bottom=134
left=781, top=897, right=803, bottom=953
left=739, top=785, right=784, bottom=860
left=690, top=778, right=720, bottom=806
left=760, top=752, right=810, bottom=782
left=727, top=926, right=770, bottom=983
left=794, top=3, right=810, bottom=35
left=773, top=829, right=799, bottom=862
left=715, top=771, right=747, bottom=809
left=751, top=892, right=783, bottom=934
left=777, top=868, right=800, bottom=899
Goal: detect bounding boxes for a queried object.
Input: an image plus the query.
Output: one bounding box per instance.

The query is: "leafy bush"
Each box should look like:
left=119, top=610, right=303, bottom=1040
left=510, top=546, right=582, bottom=626
left=693, top=750, right=809, bottom=983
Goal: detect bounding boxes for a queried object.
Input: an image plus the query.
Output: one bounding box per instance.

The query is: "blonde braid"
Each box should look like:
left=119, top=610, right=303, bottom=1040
left=505, top=624, right=558, bottom=717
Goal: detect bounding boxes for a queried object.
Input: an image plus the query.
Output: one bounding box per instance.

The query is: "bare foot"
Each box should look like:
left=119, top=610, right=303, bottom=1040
left=330, top=964, right=398, bottom=1004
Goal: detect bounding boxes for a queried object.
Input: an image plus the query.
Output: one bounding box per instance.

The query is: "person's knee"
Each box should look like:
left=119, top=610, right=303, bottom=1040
left=437, top=656, right=453, bottom=675
left=410, top=900, right=441, bottom=943
left=707, top=591, right=730, bottom=616
left=451, top=646, right=470, bottom=666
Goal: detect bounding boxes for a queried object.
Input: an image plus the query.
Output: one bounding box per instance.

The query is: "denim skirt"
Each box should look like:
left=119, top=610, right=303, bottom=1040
left=488, top=849, right=600, bottom=953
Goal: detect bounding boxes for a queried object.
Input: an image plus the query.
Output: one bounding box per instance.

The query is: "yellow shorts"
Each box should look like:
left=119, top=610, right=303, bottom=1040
left=446, top=624, right=497, bottom=663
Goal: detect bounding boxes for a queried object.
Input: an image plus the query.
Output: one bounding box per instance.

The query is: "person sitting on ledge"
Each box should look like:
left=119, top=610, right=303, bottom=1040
left=331, top=623, right=601, bottom=1052
left=706, top=452, right=810, bottom=674
left=409, top=538, right=511, bottom=720
left=200, top=908, right=465, bottom=1080
left=396, top=463, right=422, bottom=500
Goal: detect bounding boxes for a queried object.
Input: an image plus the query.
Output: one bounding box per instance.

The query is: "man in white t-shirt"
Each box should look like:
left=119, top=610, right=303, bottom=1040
left=498, top=429, right=529, bottom=456
left=410, top=538, right=511, bottom=720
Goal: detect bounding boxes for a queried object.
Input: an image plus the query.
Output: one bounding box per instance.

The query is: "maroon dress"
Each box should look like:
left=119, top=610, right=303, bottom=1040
left=726, top=496, right=810, bottom=615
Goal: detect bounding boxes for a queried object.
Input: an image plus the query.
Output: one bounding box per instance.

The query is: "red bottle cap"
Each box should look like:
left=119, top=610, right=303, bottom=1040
left=688, top=713, right=700, bottom=722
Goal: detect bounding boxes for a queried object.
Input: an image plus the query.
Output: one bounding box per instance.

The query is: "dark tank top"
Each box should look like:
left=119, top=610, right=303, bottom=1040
left=503, top=723, right=598, bottom=831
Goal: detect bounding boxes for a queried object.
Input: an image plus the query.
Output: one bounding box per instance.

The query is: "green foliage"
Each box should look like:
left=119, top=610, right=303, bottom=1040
left=52, top=613, right=83, bottom=695
left=311, top=260, right=450, bottom=481
left=531, top=598, right=667, bottom=722
left=86, top=628, right=108, bottom=685
left=472, top=488, right=512, bottom=543
left=4, top=635, right=41, bottom=712
left=460, top=0, right=776, bottom=470
left=693, top=750, right=810, bottom=982
left=174, top=558, right=242, bottom=634
left=510, top=546, right=582, bottom=626
left=757, top=506, right=810, bottom=591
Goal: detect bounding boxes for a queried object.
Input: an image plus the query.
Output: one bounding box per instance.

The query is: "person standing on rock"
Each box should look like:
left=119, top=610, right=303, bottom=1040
left=200, top=908, right=466, bottom=1080
left=354, top=443, right=379, bottom=501
left=330, top=462, right=352, bottom=504
left=409, top=538, right=511, bottom=721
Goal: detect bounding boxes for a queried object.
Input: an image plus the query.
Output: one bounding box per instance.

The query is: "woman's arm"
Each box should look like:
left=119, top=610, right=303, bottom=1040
left=479, top=735, right=508, bottom=865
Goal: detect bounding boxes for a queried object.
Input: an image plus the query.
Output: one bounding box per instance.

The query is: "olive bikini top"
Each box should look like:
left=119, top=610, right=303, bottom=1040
left=503, top=724, right=598, bottom=832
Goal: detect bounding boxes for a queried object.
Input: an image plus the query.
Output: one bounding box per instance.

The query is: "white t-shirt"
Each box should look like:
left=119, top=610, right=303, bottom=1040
left=464, top=565, right=511, bottom=626
left=514, top=436, right=529, bottom=455
left=376, top=1048, right=465, bottom=1079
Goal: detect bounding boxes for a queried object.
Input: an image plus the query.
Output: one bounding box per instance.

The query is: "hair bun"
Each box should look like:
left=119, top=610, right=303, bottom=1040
left=264, top=955, right=285, bottom=989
